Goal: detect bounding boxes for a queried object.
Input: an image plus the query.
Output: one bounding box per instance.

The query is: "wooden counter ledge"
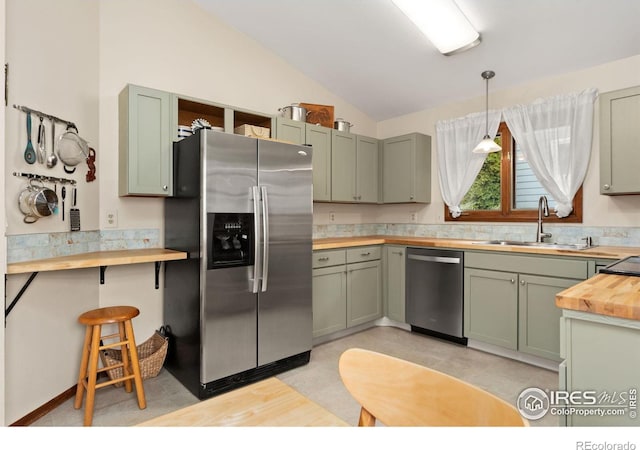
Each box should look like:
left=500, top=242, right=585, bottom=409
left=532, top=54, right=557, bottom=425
left=556, top=273, right=640, bottom=320
left=313, top=235, right=639, bottom=260
left=7, top=248, right=187, bottom=275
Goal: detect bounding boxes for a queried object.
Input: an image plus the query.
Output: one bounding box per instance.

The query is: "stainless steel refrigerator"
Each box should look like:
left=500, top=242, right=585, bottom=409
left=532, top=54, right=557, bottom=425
left=163, top=130, right=313, bottom=399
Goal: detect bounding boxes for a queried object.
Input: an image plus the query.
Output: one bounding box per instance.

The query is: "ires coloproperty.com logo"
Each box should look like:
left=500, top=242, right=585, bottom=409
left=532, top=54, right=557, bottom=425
left=517, top=387, right=638, bottom=421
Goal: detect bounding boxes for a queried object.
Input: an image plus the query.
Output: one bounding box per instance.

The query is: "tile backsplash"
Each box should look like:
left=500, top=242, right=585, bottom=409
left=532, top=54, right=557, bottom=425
left=7, top=223, right=640, bottom=264
left=313, top=223, right=640, bottom=248
left=7, top=229, right=160, bottom=263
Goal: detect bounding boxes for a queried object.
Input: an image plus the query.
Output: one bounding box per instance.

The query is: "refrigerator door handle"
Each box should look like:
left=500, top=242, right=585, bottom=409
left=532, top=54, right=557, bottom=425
left=251, top=186, right=262, bottom=294
left=260, top=185, right=269, bottom=292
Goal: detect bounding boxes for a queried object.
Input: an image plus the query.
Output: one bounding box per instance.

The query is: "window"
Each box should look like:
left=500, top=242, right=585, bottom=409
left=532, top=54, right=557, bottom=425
left=446, top=122, right=582, bottom=222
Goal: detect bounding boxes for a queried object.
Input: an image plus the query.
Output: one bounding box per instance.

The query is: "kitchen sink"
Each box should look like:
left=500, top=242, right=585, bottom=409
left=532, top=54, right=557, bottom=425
left=472, top=240, right=594, bottom=250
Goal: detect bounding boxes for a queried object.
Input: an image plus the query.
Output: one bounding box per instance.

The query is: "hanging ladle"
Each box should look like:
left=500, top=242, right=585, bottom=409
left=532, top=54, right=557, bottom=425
left=47, top=119, right=58, bottom=168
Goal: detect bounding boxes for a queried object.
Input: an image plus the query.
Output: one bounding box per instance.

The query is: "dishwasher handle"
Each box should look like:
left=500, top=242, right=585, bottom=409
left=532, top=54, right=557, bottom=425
left=407, top=254, right=461, bottom=264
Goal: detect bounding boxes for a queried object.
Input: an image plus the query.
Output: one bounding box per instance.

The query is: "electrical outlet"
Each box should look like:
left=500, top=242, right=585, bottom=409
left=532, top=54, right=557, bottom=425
left=105, top=209, right=118, bottom=228
left=410, top=212, right=417, bottom=223
left=329, top=211, right=336, bottom=222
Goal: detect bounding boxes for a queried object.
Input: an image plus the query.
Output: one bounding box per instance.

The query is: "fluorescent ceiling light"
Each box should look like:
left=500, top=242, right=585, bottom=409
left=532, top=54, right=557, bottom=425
left=392, top=0, right=481, bottom=56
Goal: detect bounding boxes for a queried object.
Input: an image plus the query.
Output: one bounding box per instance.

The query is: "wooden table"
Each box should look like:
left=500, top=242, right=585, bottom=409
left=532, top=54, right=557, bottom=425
left=136, top=378, right=349, bottom=427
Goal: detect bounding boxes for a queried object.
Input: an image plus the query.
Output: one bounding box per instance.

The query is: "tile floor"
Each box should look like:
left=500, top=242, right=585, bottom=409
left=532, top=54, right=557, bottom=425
left=31, top=326, right=560, bottom=427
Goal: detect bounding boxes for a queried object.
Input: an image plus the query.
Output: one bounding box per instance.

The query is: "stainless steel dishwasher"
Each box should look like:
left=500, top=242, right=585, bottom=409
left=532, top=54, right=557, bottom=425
left=406, top=247, right=467, bottom=345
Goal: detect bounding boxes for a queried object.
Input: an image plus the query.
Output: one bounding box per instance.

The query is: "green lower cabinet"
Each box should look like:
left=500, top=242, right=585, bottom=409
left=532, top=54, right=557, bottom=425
left=312, top=248, right=382, bottom=339
left=465, top=267, right=581, bottom=361
left=518, top=275, right=579, bottom=361
left=464, top=268, right=518, bottom=350
left=347, top=260, right=382, bottom=327
left=383, top=245, right=406, bottom=323
left=562, top=311, right=640, bottom=426
left=312, top=265, right=347, bottom=338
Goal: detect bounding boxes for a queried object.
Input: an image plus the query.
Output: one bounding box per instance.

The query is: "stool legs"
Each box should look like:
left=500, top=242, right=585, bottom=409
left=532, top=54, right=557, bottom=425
left=84, top=325, right=102, bottom=426
left=74, top=320, right=146, bottom=426
left=118, top=321, right=133, bottom=393
left=125, top=319, right=146, bottom=409
left=74, top=325, right=93, bottom=410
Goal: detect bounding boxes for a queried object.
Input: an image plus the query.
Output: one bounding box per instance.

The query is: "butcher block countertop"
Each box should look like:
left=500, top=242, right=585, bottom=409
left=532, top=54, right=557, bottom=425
left=6, top=248, right=187, bottom=274
left=556, top=273, right=640, bottom=321
left=312, top=235, right=640, bottom=260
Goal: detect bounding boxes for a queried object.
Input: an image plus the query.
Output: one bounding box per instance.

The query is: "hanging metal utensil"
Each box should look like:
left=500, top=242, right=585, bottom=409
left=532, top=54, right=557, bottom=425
left=18, top=179, right=58, bottom=223
left=58, top=124, right=89, bottom=174
left=61, top=186, right=66, bottom=221
left=23, top=112, right=36, bottom=164
left=70, top=186, right=80, bottom=231
left=37, top=116, right=46, bottom=164
left=47, top=118, right=58, bottom=168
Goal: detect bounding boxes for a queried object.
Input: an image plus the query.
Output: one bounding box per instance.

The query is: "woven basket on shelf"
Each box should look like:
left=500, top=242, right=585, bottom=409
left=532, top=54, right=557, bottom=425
left=100, top=331, right=168, bottom=386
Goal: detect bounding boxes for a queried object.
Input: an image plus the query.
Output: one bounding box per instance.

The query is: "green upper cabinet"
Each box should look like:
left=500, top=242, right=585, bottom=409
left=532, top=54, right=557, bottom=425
left=275, top=118, right=331, bottom=201
left=331, top=129, right=357, bottom=202
left=275, top=117, right=305, bottom=145
left=306, top=124, right=332, bottom=201
left=119, top=84, right=273, bottom=197
left=381, top=132, right=431, bottom=203
left=600, top=85, right=640, bottom=195
left=331, top=130, right=379, bottom=203
left=119, top=84, right=173, bottom=196
left=356, top=135, right=379, bottom=203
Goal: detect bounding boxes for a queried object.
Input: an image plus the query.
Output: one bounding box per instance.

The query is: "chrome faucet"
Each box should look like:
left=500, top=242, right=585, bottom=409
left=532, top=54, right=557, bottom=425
left=536, top=196, right=552, bottom=243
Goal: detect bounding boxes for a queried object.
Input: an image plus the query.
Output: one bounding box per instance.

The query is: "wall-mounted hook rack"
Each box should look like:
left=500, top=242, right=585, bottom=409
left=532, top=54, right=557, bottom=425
left=13, top=172, right=77, bottom=186
left=13, top=104, right=76, bottom=130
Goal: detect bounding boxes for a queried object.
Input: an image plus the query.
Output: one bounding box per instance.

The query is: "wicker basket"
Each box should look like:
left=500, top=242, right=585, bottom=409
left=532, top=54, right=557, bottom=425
left=101, top=331, right=168, bottom=386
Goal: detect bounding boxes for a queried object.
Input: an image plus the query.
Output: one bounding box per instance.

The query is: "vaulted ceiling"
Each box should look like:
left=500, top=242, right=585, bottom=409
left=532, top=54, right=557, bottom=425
left=194, top=0, right=640, bottom=120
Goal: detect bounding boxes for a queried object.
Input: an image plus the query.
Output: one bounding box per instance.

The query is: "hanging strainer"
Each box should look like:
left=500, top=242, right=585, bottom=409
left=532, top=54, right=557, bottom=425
left=58, top=124, right=89, bottom=167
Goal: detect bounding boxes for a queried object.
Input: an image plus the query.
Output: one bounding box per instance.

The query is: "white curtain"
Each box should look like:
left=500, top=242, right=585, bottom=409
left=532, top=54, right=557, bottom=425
left=436, top=110, right=501, bottom=218
left=503, top=88, right=597, bottom=218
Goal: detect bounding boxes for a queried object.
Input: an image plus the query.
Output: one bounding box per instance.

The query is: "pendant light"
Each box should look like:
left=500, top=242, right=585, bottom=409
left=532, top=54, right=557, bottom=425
left=473, top=70, right=502, bottom=154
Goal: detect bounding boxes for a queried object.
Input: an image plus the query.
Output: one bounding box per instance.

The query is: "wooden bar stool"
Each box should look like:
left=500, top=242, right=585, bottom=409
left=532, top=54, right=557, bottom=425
left=74, top=306, right=146, bottom=426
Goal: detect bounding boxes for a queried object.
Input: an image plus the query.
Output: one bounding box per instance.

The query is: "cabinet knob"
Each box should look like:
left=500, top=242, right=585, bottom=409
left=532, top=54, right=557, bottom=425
left=603, top=184, right=610, bottom=190
left=520, top=280, right=526, bottom=286
left=317, top=257, right=329, bottom=261
left=510, top=279, right=515, bottom=284
left=162, top=185, right=168, bottom=191
left=409, top=195, right=414, bottom=200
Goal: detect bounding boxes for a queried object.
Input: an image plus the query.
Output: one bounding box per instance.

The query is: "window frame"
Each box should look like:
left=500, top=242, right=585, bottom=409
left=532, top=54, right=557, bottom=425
left=444, top=122, right=583, bottom=223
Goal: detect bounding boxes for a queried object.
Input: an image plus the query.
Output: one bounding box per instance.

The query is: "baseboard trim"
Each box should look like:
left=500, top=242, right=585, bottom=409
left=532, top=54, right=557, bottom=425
left=10, top=385, right=76, bottom=426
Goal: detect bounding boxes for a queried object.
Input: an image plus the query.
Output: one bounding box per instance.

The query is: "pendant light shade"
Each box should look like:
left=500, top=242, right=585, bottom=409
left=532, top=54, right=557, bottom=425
left=473, top=70, right=502, bottom=154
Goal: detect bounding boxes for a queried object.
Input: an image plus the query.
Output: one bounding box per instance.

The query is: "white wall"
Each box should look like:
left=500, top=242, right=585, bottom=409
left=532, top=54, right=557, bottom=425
left=4, top=0, right=100, bottom=425
left=1, top=0, right=7, bottom=427
left=375, top=55, right=640, bottom=228
left=5, top=0, right=100, bottom=235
